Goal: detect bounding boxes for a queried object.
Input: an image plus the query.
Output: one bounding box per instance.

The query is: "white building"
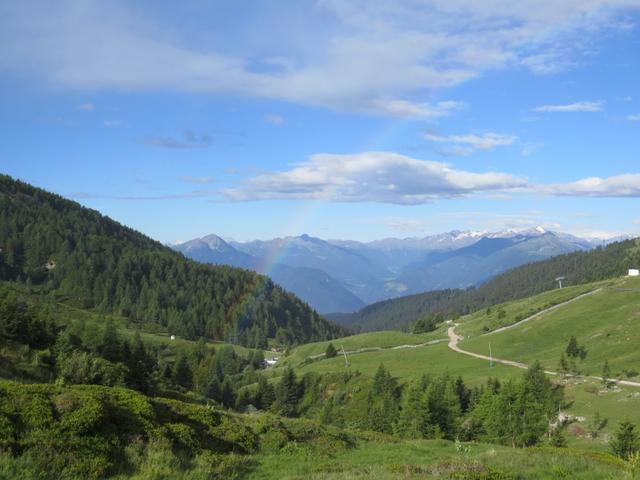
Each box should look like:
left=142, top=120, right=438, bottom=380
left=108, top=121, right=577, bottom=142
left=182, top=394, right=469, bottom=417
left=629, top=269, right=640, bottom=277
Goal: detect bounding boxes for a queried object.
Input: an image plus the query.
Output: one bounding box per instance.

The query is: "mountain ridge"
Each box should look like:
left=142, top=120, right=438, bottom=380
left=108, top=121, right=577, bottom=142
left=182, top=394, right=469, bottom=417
left=175, top=227, right=631, bottom=313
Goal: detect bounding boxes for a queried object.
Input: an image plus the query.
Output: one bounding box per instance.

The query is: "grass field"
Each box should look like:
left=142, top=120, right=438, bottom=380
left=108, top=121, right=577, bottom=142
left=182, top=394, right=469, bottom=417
left=457, top=280, right=614, bottom=338
left=295, top=341, right=520, bottom=384
left=460, top=276, right=640, bottom=378
left=247, top=438, right=630, bottom=479
left=280, top=327, right=448, bottom=367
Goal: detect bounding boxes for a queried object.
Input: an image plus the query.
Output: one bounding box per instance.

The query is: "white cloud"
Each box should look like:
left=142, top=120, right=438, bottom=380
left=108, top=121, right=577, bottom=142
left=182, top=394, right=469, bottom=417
left=425, top=131, right=516, bottom=155
left=545, top=174, right=640, bottom=197
left=265, top=114, right=284, bottom=125
left=78, top=103, right=95, bottom=111
left=1, top=1, right=637, bottom=117
left=533, top=101, right=603, bottom=112
left=103, top=120, right=122, bottom=128
left=628, top=114, right=640, bottom=121
left=222, top=151, right=528, bottom=204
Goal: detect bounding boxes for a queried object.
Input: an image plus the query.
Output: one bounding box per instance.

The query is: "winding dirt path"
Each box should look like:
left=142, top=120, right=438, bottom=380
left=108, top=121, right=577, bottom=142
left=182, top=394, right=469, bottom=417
left=447, top=322, right=640, bottom=388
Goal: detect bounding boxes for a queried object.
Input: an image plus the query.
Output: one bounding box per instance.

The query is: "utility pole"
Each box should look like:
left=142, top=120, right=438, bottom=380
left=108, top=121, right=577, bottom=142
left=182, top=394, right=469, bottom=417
left=341, top=345, right=350, bottom=368
left=489, top=342, right=494, bottom=368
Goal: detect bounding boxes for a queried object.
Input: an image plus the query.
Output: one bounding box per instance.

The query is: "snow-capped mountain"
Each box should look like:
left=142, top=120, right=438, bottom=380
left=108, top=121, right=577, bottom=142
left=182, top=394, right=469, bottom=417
left=174, top=228, right=635, bottom=313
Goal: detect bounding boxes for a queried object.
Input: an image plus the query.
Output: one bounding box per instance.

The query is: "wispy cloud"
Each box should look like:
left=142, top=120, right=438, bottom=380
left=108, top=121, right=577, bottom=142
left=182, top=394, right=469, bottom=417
left=533, top=101, right=603, bottom=112
left=1, top=2, right=635, bottom=117
left=425, top=131, right=516, bottom=156
left=521, top=142, right=544, bottom=157
left=628, top=114, right=640, bottom=121
left=139, top=131, right=212, bottom=149
left=180, top=176, right=215, bottom=184
left=365, top=100, right=464, bottom=119
left=222, top=151, right=528, bottom=204
left=265, top=114, right=284, bottom=125
left=77, top=103, right=95, bottom=111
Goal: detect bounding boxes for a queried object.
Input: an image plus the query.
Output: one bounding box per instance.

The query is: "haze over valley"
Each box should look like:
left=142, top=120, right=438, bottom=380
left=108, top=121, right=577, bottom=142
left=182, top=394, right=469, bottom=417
left=173, top=227, right=628, bottom=313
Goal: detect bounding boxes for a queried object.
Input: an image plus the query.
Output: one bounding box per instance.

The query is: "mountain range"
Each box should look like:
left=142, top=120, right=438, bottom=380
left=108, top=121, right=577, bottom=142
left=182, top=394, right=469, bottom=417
left=173, top=228, right=629, bottom=314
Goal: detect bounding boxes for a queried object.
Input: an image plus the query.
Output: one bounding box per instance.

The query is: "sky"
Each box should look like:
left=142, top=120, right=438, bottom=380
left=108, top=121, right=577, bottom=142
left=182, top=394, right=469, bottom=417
left=1, top=0, right=640, bottom=243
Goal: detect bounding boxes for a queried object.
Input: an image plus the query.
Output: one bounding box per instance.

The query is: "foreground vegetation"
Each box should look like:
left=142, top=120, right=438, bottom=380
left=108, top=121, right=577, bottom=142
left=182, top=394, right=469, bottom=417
left=0, top=380, right=637, bottom=480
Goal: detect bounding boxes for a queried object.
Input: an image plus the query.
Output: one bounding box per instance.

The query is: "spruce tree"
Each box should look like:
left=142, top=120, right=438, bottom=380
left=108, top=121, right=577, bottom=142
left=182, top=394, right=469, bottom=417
left=325, top=342, right=337, bottom=358
left=277, top=367, right=300, bottom=417
left=566, top=336, right=579, bottom=358
left=256, top=375, right=275, bottom=410
left=611, top=420, right=640, bottom=459
left=550, top=427, right=567, bottom=447
left=205, top=376, right=221, bottom=402
left=395, top=380, right=424, bottom=438
left=221, top=377, right=236, bottom=409
left=99, top=319, right=121, bottom=362
left=173, top=354, right=193, bottom=389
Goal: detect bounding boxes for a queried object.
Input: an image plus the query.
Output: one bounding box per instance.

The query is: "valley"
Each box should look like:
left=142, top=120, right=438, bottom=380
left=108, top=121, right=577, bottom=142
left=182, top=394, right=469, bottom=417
left=2, top=176, right=640, bottom=479
left=174, top=228, right=617, bottom=314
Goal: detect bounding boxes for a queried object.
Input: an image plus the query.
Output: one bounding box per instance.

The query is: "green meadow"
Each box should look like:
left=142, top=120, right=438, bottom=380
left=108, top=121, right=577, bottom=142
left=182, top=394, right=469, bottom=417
left=460, top=276, right=640, bottom=377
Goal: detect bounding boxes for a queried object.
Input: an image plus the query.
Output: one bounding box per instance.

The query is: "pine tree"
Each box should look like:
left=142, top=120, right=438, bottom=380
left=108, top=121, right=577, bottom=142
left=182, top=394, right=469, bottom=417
left=99, top=319, right=121, bottom=362
left=277, top=367, right=300, bottom=417
left=126, top=331, right=153, bottom=393
left=325, top=342, right=337, bottom=358
left=220, top=377, right=236, bottom=409
left=566, top=336, right=579, bottom=358
left=394, top=380, right=424, bottom=438
left=172, top=354, right=193, bottom=389
left=372, top=364, right=396, bottom=398
left=455, top=376, right=471, bottom=413
left=550, top=427, right=567, bottom=447
left=611, top=420, right=640, bottom=459
left=204, top=376, right=221, bottom=402
left=588, top=412, right=608, bottom=439
left=256, top=375, right=275, bottom=410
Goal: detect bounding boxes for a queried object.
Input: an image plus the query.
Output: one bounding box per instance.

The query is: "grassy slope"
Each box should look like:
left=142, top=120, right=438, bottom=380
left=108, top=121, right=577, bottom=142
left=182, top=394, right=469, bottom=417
left=279, top=327, right=448, bottom=367
left=457, top=280, right=613, bottom=338
left=453, top=275, right=640, bottom=445
left=249, top=441, right=628, bottom=480
left=460, top=276, right=640, bottom=377
left=281, top=276, right=640, bottom=449
left=296, top=342, right=519, bottom=385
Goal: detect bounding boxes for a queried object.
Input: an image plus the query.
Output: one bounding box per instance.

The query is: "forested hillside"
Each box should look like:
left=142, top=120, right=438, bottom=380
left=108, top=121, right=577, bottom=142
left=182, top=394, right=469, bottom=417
left=0, top=175, right=347, bottom=346
left=334, top=238, right=640, bottom=331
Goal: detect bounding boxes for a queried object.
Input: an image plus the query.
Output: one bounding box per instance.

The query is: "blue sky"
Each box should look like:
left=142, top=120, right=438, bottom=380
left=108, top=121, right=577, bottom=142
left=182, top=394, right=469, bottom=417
left=1, top=0, right=639, bottom=242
